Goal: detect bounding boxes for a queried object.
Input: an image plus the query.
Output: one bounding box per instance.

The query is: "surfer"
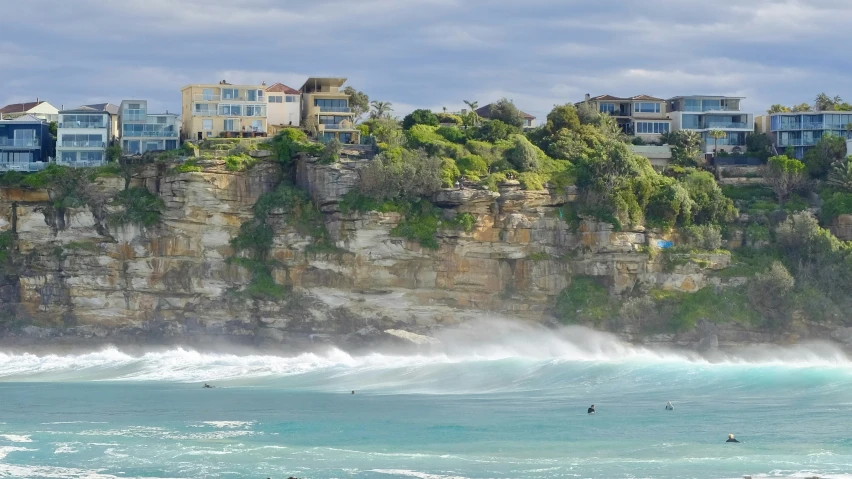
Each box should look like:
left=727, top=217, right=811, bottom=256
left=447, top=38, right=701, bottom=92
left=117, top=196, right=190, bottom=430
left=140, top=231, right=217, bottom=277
left=203, top=383, right=213, bottom=389
left=587, top=404, right=595, bottom=414
left=726, top=434, right=739, bottom=443
left=351, top=390, right=355, bottom=395
left=665, top=401, right=674, bottom=411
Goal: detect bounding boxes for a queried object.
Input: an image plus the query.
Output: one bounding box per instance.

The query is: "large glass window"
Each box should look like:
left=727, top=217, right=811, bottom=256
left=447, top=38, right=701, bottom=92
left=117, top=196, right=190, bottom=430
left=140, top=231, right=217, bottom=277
left=599, top=103, right=615, bottom=113
left=635, top=122, right=670, bottom=134
left=268, top=96, right=283, bottom=103
left=194, top=103, right=216, bottom=116
left=702, top=99, right=722, bottom=111
left=635, top=103, right=660, bottom=113
left=314, top=99, right=349, bottom=112
left=218, top=104, right=243, bottom=116
left=684, top=99, right=700, bottom=111
left=79, top=151, right=104, bottom=162
left=286, top=95, right=297, bottom=103
left=61, top=114, right=106, bottom=128
left=319, top=115, right=348, bottom=125
left=681, top=114, right=700, bottom=129
left=61, top=134, right=104, bottom=147
left=251, top=120, right=263, bottom=131
left=245, top=105, right=266, bottom=116
left=202, top=120, right=213, bottom=131
left=222, top=88, right=239, bottom=100
left=224, top=119, right=237, bottom=131
left=61, top=151, right=77, bottom=163
left=202, top=89, right=214, bottom=101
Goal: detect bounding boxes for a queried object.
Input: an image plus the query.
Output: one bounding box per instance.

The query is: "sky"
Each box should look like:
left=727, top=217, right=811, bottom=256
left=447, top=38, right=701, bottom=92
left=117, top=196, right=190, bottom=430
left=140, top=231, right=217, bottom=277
left=1, top=0, right=851, bottom=120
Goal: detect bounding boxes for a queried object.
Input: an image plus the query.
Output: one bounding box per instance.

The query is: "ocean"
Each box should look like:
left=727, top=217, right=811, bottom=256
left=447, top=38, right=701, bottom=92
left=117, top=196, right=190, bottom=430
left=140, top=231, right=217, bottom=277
left=0, top=322, right=850, bottom=479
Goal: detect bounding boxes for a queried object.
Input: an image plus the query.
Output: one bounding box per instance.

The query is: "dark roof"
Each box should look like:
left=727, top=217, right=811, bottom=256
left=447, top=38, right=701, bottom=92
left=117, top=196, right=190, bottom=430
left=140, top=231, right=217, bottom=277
left=0, top=100, right=44, bottom=115
left=475, top=103, right=536, bottom=120
left=81, top=103, right=120, bottom=115
left=631, top=94, right=664, bottom=101
left=588, top=94, right=627, bottom=101
left=60, top=107, right=111, bottom=114
left=266, top=83, right=300, bottom=94
left=583, top=94, right=664, bottom=102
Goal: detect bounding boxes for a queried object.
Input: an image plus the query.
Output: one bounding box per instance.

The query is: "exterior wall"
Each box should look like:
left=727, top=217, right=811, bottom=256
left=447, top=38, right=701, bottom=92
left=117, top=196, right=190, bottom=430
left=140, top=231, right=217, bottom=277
left=266, top=93, right=301, bottom=127
left=768, top=112, right=852, bottom=159
left=56, top=111, right=110, bottom=166
left=302, top=92, right=360, bottom=144
left=0, top=121, right=52, bottom=171
left=25, top=103, right=60, bottom=123
left=181, top=84, right=268, bottom=140
left=119, top=100, right=179, bottom=154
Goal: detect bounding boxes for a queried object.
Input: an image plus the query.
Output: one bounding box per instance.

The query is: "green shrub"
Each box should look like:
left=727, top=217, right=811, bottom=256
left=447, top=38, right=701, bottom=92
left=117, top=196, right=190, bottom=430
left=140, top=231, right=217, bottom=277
left=555, top=276, right=620, bottom=325
left=465, top=139, right=510, bottom=164
left=446, top=212, right=476, bottom=232
left=338, top=192, right=405, bottom=215
left=436, top=113, right=463, bottom=125
left=474, top=119, right=517, bottom=143
left=435, top=126, right=467, bottom=144
left=783, top=193, right=808, bottom=212
left=527, top=252, right=552, bottom=261
left=390, top=199, right=441, bottom=249
left=0, top=171, right=26, bottom=187
left=107, top=187, right=165, bottom=228
left=745, top=224, right=770, bottom=242
left=456, top=154, right=488, bottom=177
left=224, top=153, right=259, bottom=171
left=402, top=109, right=439, bottom=130
left=440, top=158, right=460, bottom=188
left=518, top=172, right=545, bottom=190
left=318, top=138, right=342, bottom=165
left=822, top=191, right=852, bottom=222
left=0, top=231, right=12, bottom=267
left=649, top=287, right=760, bottom=332
left=174, top=159, right=203, bottom=173
left=682, top=224, right=723, bottom=250
left=505, top=135, right=540, bottom=172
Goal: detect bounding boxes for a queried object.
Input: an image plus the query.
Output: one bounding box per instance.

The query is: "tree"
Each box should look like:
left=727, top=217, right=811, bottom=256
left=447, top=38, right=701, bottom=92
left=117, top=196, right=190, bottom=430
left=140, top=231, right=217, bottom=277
left=815, top=93, right=843, bottom=112
left=402, top=109, right=438, bottom=130
left=767, top=104, right=790, bottom=114
left=828, top=156, right=852, bottom=191
left=474, top=119, right=516, bottom=143
left=463, top=100, right=478, bottom=112
left=358, top=149, right=442, bottom=200
left=791, top=103, right=811, bottom=112
left=505, top=135, right=539, bottom=172
left=304, top=115, right=319, bottom=136
left=802, top=133, right=846, bottom=179
left=343, top=86, right=369, bottom=123
left=662, top=130, right=702, bottom=166
left=369, top=101, right=393, bottom=120
left=488, top=98, right=525, bottom=129
left=763, top=154, right=807, bottom=202
left=106, top=144, right=122, bottom=163
left=709, top=129, right=727, bottom=156
left=746, top=132, right=772, bottom=160
left=748, top=261, right=795, bottom=328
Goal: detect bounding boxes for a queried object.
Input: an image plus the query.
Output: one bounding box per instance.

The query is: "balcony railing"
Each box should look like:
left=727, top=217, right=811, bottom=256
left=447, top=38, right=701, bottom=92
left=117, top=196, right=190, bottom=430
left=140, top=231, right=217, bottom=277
left=705, top=122, right=749, bottom=129
left=122, top=113, right=147, bottom=122
left=59, top=123, right=107, bottom=129
left=193, top=110, right=217, bottom=117
left=322, top=123, right=357, bottom=130
left=194, top=94, right=221, bottom=102
left=193, top=94, right=264, bottom=102
left=122, top=131, right=178, bottom=138
left=778, top=138, right=819, bottom=147
left=55, top=159, right=106, bottom=168
left=0, top=138, right=41, bottom=147
left=59, top=141, right=105, bottom=148
left=318, top=106, right=351, bottom=113
left=0, top=161, right=48, bottom=172
left=682, top=106, right=736, bottom=112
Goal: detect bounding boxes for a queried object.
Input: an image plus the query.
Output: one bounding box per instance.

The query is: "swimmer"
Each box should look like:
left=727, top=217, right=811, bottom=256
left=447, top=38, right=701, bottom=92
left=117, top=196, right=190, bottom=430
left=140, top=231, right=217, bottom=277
left=726, top=434, right=740, bottom=443
left=665, top=401, right=674, bottom=411
left=587, top=404, right=596, bottom=414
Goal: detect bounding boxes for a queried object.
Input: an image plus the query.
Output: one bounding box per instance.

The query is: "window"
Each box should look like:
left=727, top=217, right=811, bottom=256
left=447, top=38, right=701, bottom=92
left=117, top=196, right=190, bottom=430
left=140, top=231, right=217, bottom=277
left=599, top=103, right=615, bottom=113
left=269, top=96, right=283, bottom=103
left=222, top=88, right=239, bottom=100
left=202, top=120, right=213, bottom=131
left=157, top=116, right=167, bottom=124
left=194, top=103, right=215, bottom=116
left=285, top=95, right=297, bottom=103
left=635, top=122, right=670, bottom=134
left=251, top=120, right=263, bottom=131
left=62, top=151, right=77, bottom=163
left=319, top=115, right=348, bottom=125
left=314, top=99, right=348, bottom=111
left=79, top=151, right=104, bottom=162
left=246, top=105, right=265, bottom=116
left=166, top=140, right=178, bottom=150
left=224, top=119, right=237, bottom=131
left=218, top=104, right=243, bottom=116
left=202, top=89, right=214, bottom=101
left=635, top=102, right=660, bottom=113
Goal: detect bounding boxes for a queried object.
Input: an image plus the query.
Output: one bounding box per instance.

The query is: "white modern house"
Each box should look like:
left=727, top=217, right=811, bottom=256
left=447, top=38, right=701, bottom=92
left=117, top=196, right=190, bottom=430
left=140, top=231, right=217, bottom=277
left=668, top=96, right=754, bottom=155
left=265, top=82, right=301, bottom=129
left=56, top=107, right=113, bottom=167
left=118, top=100, right=179, bottom=154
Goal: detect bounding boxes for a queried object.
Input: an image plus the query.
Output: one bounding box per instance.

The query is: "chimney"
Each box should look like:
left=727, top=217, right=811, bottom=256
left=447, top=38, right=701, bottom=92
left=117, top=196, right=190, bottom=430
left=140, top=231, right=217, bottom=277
left=37, top=97, right=39, bottom=103
left=585, top=93, right=590, bottom=101
left=262, top=81, right=266, bottom=86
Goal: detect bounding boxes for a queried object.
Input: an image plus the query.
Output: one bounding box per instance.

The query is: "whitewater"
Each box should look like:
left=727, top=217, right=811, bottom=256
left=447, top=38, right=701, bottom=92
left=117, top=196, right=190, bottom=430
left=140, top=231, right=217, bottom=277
left=1, top=321, right=851, bottom=478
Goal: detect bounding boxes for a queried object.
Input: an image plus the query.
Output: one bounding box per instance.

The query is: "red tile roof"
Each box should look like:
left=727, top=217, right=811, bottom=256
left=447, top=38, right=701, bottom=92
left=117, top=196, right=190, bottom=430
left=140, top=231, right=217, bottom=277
left=266, top=83, right=300, bottom=94
left=0, top=101, right=43, bottom=115
left=631, top=94, right=665, bottom=101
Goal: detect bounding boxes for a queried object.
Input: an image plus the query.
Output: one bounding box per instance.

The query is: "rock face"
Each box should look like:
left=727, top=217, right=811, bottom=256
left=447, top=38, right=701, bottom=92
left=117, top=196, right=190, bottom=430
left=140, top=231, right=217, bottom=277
left=830, top=214, right=852, bottom=241
left=0, top=157, right=823, bottom=350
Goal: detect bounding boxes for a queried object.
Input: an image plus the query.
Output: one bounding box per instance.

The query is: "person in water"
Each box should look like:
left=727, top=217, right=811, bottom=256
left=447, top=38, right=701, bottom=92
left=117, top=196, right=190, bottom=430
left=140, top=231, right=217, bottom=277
left=587, top=404, right=595, bottom=414
left=203, top=383, right=213, bottom=389
left=726, top=434, right=740, bottom=443
left=665, top=401, right=674, bottom=410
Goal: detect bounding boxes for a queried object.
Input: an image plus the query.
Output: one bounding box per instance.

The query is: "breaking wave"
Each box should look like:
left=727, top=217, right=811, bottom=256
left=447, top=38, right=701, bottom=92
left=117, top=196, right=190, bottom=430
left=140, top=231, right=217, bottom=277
left=0, top=320, right=849, bottom=393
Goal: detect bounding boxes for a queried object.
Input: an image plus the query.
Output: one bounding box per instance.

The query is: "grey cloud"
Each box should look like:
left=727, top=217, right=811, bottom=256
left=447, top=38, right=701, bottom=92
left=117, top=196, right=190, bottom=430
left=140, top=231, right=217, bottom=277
left=0, top=0, right=850, bottom=120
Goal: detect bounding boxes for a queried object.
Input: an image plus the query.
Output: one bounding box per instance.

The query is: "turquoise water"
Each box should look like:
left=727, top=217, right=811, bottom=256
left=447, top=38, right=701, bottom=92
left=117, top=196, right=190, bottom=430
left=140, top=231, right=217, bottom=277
left=1, top=323, right=851, bottom=479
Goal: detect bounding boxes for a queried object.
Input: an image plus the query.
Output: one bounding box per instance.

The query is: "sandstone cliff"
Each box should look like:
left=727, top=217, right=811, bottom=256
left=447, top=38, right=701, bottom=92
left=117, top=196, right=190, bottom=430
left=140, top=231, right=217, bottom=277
left=0, top=157, right=840, bottom=351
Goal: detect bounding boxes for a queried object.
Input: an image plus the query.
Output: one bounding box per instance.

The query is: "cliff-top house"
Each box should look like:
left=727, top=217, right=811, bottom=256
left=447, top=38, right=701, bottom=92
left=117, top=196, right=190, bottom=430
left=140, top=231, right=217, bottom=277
left=576, top=94, right=671, bottom=140
left=266, top=82, right=301, bottom=135
left=299, top=77, right=360, bottom=144
left=0, top=99, right=60, bottom=122
left=118, top=100, right=179, bottom=154
left=0, top=115, right=54, bottom=172
left=180, top=81, right=268, bottom=141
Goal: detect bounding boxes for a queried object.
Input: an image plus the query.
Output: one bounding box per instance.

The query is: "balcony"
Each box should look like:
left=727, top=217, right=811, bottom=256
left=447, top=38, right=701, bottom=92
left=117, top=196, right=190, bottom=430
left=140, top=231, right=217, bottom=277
left=0, top=138, right=41, bottom=148
left=778, top=138, right=817, bottom=147
left=321, top=123, right=357, bottom=130
left=704, top=122, right=749, bottom=129
left=59, top=122, right=107, bottom=129
left=682, top=106, right=736, bottom=112
left=0, top=161, right=48, bottom=172
left=194, top=94, right=221, bottom=102
left=122, top=131, right=179, bottom=138
left=318, top=106, right=351, bottom=113
left=122, top=113, right=147, bottom=122
left=194, top=94, right=264, bottom=103
left=193, top=110, right=217, bottom=117
left=55, top=159, right=106, bottom=168
left=59, top=141, right=105, bottom=148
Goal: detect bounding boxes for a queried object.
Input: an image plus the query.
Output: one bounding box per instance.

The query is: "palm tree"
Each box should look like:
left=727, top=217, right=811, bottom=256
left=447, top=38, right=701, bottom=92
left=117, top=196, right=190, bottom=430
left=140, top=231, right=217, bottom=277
left=369, top=101, right=393, bottom=120
left=709, top=129, right=727, bottom=157
left=463, top=100, right=479, bottom=113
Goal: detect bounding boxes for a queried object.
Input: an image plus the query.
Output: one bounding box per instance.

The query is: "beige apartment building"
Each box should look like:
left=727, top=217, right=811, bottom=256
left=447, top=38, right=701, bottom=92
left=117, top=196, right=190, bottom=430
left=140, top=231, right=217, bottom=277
left=299, top=77, right=360, bottom=144
left=576, top=94, right=672, bottom=141
left=180, top=81, right=268, bottom=141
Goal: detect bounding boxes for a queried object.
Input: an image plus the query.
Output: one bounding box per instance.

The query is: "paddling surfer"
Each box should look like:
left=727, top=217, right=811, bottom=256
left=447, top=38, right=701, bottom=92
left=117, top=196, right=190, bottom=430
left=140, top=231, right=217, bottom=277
left=587, top=404, right=596, bottom=414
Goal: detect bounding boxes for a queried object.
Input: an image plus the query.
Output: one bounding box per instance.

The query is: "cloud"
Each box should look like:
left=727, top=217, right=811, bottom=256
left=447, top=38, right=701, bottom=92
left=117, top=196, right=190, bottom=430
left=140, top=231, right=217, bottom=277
left=0, top=0, right=850, bottom=119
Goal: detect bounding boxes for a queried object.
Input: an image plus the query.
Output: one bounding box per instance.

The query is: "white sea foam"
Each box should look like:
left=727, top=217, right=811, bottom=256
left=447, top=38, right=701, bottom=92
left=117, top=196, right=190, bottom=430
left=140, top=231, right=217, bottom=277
left=0, top=445, right=37, bottom=460
left=199, top=421, right=254, bottom=428
left=372, top=469, right=470, bottom=479
left=0, top=434, right=32, bottom=443
left=0, top=320, right=848, bottom=386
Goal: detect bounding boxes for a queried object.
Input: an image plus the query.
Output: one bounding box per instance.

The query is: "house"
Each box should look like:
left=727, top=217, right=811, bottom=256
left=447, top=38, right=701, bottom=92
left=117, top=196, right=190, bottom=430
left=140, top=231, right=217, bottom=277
left=118, top=100, right=179, bottom=154
left=576, top=94, right=671, bottom=140
left=763, top=111, right=852, bottom=159
left=180, top=81, right=268, bottom=141
left=80, top=103, right=120, bottom=143
left=0, top=115, right=54, bottom=172
left=475, top=103, right=536, bottom=128
left=266, top=83, right=301, bottom=132
left=56, top=107, right=113, bottom=167
left=299, top=77, right=360, bottom=144
left=0, top=99, right=59, bottom=122
left=668, top=96, right=754, bottom=155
